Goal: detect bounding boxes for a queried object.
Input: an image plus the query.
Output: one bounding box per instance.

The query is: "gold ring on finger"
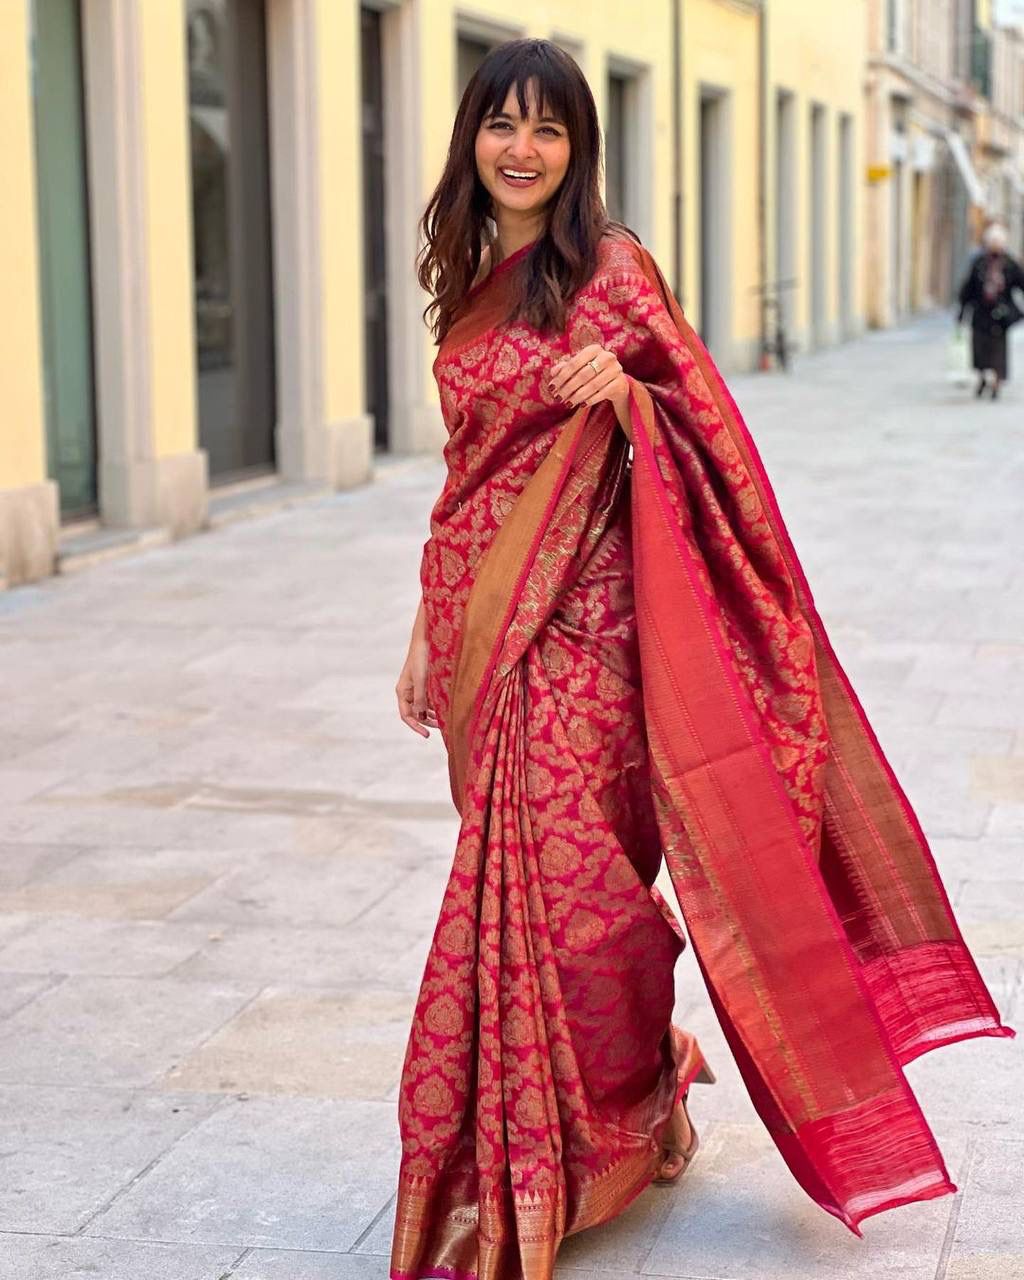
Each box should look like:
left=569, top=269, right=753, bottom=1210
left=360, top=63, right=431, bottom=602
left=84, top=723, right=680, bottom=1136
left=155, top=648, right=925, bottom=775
left=588, top=356, right=601, bottom=375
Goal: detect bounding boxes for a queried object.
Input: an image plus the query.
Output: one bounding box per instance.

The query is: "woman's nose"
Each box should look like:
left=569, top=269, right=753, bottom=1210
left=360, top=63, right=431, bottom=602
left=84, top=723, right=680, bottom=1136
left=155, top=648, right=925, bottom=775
left=506, top=135, right=538, bottom=160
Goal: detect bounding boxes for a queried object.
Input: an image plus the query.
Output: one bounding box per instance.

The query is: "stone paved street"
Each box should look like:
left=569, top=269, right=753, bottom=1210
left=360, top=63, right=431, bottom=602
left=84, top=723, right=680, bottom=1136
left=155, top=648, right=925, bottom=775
left=0, top=313, right=1021, bottom=1280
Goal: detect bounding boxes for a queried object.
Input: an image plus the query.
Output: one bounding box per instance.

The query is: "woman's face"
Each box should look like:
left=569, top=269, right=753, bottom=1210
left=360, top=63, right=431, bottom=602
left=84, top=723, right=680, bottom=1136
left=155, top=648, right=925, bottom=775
left=474, top=80, right=571, bottom=223
left=983, top=226, right=1008, bottom=253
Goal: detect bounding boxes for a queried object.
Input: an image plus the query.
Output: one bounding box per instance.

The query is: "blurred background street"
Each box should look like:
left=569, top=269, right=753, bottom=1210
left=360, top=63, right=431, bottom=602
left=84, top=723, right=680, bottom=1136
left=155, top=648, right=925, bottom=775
left=3, top=0, right=1024, bottom=590
left=0, top=314, right=1020, bottom=1280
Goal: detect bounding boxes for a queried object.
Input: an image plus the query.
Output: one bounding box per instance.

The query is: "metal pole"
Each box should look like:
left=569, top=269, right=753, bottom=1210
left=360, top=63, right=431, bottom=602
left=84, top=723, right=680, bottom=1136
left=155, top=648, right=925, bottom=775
left=757, top=0, right=768, bottom=367
left=672, top=0, right=684, bottom=302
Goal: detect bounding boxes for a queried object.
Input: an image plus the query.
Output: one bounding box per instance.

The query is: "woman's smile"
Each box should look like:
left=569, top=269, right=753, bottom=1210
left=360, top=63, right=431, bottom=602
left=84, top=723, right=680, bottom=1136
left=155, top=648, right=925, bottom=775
left=498, top=166, right=542, bottom=187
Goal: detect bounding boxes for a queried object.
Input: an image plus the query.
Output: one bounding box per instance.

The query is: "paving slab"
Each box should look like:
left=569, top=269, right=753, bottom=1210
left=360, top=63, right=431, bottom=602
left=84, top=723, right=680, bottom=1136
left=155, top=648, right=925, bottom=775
left=0, top=843, right=229, bottom=921
left=904, top=1031, right=1023, bottom=1129
left=641, top=1123, right=967, bottom=1280
left=89, top=1096, right=399, bottom=1252
left=954, top=879, right=1024, bottom=955
left=164, top=847, right=418, bottom=930
left=0, top=915, right=211, bottom=977
left=232, top=1251, right=394, bottom=1279
left=930, top=836, right=1024, bottom=885
left=0, top=1234, right=241, bottom=1280
left=0, top=841, right=83, bottom=890
left=0, top=975, right=257, bottom=1087
left=169, top=918, right=432, bottom=990
left=160, top=985, right=414, bottom=1099
left=944, top=1137, right=1024, bottom=1279
left=0, top=972, right=60, bottom=1019
left=0, top=1084, right=220, bottom=1234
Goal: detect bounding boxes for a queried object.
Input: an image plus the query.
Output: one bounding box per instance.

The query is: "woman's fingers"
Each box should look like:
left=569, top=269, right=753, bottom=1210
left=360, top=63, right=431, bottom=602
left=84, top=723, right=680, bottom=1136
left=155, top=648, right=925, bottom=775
left=395, top=677, right=436, bottom=738
left=549, top=346, right=623, bottom=407
left=577, top=371, right=626, bottom=406
left=548, top=343, right=610, bottom=401
left=550, top=345, right=606, bottom=395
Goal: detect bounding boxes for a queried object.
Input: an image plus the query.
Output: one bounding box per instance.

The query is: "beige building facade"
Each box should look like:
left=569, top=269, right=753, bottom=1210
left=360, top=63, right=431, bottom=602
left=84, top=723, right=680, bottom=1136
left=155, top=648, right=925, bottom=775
left=4, top=0, right=875, bottom=590
left=864, top=0, right=1024, bottom=328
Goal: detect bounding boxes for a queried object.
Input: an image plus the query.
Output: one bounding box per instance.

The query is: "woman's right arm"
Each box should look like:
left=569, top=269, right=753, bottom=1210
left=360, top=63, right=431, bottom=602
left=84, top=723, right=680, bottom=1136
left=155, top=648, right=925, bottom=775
left=395, top=595, right=437, bottom=738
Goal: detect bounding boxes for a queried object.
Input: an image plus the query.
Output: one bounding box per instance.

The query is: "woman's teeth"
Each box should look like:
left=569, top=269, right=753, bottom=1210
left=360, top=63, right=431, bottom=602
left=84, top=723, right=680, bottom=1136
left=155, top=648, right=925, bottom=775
left=500, top=168, right=541, bottom=186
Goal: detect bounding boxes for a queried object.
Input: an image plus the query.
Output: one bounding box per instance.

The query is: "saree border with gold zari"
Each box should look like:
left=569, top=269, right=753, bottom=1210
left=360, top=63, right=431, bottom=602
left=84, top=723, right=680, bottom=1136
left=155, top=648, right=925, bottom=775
left=443, top=239, right=1014, bottom=1239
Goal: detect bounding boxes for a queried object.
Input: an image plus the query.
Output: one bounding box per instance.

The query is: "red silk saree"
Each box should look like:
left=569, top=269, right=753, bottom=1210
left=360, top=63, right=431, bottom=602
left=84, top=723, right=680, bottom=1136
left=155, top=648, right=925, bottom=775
left=390, top=233, right=1013, bottom=1280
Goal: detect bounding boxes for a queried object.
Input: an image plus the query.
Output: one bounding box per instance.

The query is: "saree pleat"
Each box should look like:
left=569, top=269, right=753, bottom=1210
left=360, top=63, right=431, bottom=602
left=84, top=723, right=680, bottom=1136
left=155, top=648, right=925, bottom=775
left=391, top=232, right=1013, bottom=1280
left=393, top=437, right=701, bottom=1279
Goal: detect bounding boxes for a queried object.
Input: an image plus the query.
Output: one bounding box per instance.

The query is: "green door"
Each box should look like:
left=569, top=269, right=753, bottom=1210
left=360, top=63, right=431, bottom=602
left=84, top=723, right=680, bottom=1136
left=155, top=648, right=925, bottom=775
left=30, top=0, right=97, bottom=518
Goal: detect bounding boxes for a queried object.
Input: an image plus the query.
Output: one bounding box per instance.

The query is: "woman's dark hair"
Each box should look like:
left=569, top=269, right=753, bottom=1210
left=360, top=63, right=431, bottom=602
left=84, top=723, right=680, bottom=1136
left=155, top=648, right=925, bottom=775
left=417, top=38, right=637, bottom=343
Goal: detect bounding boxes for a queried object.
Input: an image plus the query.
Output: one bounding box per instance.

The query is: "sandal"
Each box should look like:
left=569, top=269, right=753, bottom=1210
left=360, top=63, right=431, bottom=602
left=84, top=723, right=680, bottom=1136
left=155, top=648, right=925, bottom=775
left=652, top=1058, right=716, bottom=1186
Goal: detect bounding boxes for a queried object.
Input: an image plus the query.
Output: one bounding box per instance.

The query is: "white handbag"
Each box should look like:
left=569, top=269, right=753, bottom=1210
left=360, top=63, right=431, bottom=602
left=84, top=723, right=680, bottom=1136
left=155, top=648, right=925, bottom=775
left=945, top=323, right=971, bottom=385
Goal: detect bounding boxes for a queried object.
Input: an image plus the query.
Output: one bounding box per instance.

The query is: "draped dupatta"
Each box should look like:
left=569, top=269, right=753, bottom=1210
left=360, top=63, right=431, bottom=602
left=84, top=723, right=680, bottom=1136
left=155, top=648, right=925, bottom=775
left=445, top=238, right=1014, bottom=1235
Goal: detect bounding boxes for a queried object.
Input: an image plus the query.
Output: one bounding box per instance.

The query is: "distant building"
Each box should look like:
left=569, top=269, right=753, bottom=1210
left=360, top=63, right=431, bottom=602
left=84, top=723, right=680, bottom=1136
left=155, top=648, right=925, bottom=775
left=864, top=0, right=1024, bottom=328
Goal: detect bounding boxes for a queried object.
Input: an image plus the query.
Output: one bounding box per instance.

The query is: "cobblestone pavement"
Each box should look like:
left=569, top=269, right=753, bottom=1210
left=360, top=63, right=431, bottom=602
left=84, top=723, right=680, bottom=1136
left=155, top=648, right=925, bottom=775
left=0, top=313, right=1021, bottom=1280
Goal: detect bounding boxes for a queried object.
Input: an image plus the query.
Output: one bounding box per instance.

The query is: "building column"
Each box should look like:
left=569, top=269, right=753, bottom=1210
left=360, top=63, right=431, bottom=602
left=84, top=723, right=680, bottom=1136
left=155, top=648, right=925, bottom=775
left=80, top=0, right=207, bottom=537
left=268, top=0, right=374, bottom=487
left=380, top=0, right=450, bottom=454
left=0, top=0, right=59, bottom=588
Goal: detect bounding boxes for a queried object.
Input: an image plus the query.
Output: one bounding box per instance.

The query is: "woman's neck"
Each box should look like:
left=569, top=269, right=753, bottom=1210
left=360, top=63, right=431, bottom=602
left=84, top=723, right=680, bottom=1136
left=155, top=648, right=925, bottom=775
left=493, top=214, right=544, bottom=262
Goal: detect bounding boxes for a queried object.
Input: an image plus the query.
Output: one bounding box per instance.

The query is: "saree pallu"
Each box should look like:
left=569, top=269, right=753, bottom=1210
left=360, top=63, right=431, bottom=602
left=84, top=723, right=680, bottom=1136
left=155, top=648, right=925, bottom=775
left=390, top=234, right=1013, bottom=1280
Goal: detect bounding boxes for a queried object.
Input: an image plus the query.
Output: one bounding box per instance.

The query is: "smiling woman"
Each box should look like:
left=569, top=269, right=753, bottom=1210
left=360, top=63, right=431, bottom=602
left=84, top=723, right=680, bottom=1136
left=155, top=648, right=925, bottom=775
left=389, top=34, right=1013, bottom=1280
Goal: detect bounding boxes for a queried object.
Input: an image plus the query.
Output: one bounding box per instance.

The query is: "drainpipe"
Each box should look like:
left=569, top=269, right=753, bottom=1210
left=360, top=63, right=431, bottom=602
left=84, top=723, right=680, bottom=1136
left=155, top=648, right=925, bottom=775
left=757, top=0, right=768, bottom=368
left=672, top=0, right=684, bottom=302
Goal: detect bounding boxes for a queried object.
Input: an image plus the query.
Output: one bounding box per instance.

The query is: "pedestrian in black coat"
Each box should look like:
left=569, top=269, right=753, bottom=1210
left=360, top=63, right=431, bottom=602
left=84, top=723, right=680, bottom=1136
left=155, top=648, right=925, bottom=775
left=957, top=221, right=1024, bottom=400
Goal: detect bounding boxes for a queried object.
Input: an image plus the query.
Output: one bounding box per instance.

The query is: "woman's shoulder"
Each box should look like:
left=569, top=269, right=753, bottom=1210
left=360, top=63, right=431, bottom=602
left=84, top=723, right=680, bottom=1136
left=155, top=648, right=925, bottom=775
left=595, top=229, right=656, bottom=280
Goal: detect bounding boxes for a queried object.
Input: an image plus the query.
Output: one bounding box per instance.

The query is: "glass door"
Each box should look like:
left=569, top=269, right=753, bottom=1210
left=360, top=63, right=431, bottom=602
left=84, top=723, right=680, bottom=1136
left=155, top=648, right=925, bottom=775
left=30, top=0, right=97, bottom=518
left=361, top=6, right=390, bottom=449
left=187, top=0, right=276, bottom=480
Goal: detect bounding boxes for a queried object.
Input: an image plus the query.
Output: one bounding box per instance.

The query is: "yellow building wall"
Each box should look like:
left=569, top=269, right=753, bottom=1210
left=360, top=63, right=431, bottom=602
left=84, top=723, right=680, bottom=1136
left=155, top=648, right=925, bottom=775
left=140, top=1, right=198, bottom=461
left=681, top=0, right=761, bottom=347
left=0, top=1, right=47, bottom=491
left=769, top=0, right=867, bottom=338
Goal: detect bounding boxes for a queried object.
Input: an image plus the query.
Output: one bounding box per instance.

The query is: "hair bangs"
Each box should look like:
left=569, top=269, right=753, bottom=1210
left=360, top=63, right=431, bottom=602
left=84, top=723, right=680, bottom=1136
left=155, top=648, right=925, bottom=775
left=479, top=43, right=574, bottom=129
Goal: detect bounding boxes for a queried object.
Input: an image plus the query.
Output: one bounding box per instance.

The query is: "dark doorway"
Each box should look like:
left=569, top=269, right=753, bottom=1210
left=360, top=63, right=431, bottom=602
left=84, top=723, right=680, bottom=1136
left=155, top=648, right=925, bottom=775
left=606, top=72, right=627, bottom=223
left=30, top=0, right=98, bottom=519
left=457, top=35, right=498, bottom=95
left=698, top=89, right=728, bottom=354
left=187, top=0, right=276, bottom=480
left=361, top=7, right=389, bottom=450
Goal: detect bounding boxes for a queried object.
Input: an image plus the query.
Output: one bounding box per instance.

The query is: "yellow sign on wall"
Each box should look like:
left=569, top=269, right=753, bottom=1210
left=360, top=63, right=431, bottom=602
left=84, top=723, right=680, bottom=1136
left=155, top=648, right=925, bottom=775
left=867, top=164, right=892, bottom=183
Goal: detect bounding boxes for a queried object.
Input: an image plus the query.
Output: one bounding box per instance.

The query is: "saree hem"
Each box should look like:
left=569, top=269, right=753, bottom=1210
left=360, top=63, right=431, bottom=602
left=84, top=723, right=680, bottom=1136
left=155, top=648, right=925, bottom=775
left=390, top=1027, right=709, bottom=1280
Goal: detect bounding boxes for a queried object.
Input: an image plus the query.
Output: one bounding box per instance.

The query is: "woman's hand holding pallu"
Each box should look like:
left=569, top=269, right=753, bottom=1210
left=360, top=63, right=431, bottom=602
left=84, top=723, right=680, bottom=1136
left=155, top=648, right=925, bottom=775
left=548, top=342, right=632, bottom=432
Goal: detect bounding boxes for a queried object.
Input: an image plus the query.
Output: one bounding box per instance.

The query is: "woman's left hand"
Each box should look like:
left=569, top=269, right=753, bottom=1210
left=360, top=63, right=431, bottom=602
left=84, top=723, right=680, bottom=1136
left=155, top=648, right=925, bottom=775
left=548, top=344, right=630, bottom=422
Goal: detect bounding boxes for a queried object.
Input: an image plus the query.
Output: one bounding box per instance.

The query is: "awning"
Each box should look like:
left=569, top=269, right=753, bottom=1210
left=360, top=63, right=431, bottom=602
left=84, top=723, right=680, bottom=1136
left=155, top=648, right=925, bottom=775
left=943, top=129, right=986, bottom=207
